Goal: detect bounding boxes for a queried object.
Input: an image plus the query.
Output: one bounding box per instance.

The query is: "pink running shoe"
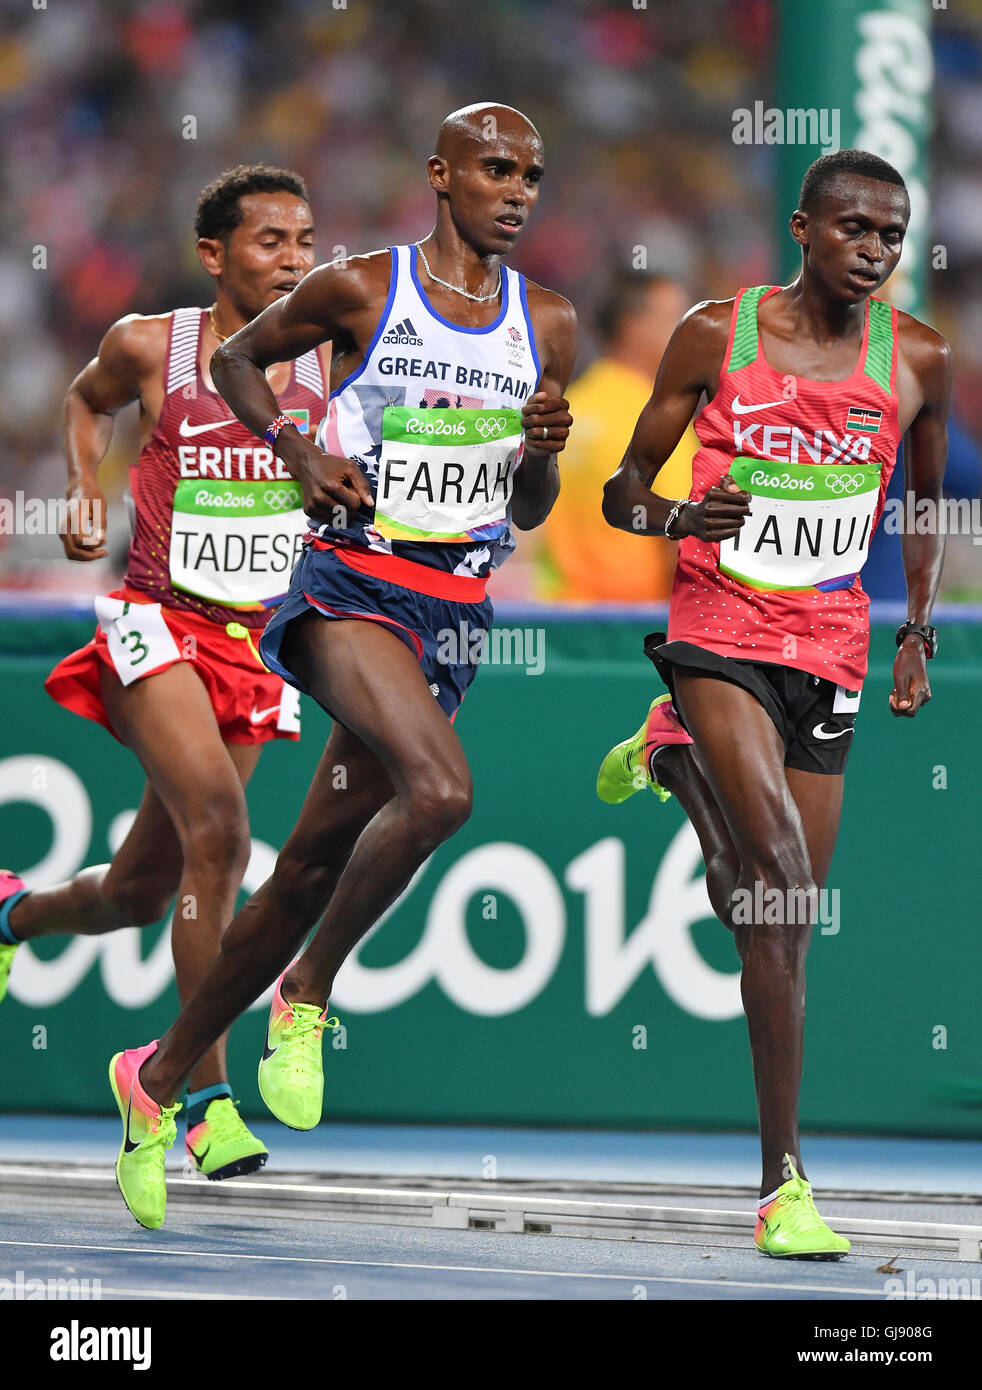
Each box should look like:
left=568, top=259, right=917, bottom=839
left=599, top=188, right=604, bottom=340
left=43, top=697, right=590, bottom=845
left=108, top=1040, right=181, bottom=1229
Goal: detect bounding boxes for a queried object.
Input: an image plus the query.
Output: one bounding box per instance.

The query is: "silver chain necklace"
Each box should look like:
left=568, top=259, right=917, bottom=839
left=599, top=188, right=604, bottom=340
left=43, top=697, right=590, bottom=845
left=414, top=241, right=501, bottom=304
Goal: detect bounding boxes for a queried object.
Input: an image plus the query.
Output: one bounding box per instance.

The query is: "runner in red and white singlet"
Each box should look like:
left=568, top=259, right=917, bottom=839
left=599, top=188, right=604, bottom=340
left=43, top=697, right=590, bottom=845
left=46, top=303, right=326, bottom=742
left=127, top=301, right=324, bottom=630
left=598, top=151, right=951, bottom=1256
left=0, top=166, right=326, bottom=1187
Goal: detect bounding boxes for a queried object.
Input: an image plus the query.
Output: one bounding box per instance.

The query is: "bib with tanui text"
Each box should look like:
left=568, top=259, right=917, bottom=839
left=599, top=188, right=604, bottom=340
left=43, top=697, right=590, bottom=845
left=718, top=456, right=881, bottom=592
left=374, top=406, right=523, bottom=544
left=169, top=479, right=306, bottom=607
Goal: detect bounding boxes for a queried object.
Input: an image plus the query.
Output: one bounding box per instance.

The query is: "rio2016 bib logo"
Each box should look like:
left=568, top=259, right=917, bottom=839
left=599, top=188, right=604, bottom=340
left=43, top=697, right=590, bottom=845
left=0, top=754, right=742, bottom=1022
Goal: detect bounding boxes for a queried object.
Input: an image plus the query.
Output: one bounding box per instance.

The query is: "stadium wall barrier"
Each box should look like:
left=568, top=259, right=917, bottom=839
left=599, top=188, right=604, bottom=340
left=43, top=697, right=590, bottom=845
left=0, top=603, right=979, bottom=1137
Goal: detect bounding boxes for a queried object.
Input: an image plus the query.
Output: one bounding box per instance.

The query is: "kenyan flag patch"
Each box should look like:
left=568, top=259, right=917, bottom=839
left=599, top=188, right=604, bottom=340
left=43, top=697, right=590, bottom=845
left=846, top=406, right=882, bottom=434
left=285, top=408, right=310, bottom=434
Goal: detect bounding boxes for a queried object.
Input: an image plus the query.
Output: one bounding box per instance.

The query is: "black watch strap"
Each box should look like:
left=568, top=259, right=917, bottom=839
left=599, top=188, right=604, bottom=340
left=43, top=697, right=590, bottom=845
left=896, top=620, right=938, bottom=659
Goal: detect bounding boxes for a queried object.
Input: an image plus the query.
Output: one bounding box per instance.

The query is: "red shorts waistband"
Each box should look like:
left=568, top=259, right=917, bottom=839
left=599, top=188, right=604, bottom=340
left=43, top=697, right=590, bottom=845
left=311, top=540, right=488, bottom=602
left=117, top=585, right=264, bottom=636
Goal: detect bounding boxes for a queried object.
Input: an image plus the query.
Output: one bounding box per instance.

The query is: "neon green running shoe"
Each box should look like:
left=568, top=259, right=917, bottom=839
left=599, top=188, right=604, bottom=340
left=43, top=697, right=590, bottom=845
left=185, top=1098, right=268, bottom=1181
left=754, top=1155, right=851, bottom=1259
left=108, top=1040, right=181, bottom=1230
left=258, top=969, right=338, bottom=1130
left=596, top=694, right=692, bottom=805
left=0, top=943, right=18, bottom=1005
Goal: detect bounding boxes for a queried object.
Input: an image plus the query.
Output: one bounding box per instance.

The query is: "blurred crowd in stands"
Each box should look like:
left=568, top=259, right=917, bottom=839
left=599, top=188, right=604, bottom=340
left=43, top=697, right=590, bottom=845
left=1, top=0, right=981, bottom=603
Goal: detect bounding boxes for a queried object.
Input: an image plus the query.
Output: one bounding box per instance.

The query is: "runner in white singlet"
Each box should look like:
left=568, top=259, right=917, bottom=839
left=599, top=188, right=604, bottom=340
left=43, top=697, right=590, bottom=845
left=103, top=104, right=579, bottom=1231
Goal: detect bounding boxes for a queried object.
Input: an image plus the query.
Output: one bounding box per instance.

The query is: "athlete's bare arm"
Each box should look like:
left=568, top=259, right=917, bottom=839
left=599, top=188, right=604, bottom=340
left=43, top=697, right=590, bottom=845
left=62, top=315, right=168, bottom=560
left=211, top=256, right=386, bottom=523
left=889, top=317, right=952, bottom=718
left=510, top=285, right=576, bottom=530
left=601, top=300, right=751, bottom=541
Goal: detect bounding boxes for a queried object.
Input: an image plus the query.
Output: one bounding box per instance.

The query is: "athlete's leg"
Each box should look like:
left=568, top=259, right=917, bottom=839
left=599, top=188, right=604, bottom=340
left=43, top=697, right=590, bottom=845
left=283, top=614, right=471, bottom=1003
left=650, top=744, right=741, bottom=927
left=672, top=669, right=819, bottom=1197
left=785, top=767, right=844, bottom=892
left=10, top=779, right=184, bottom=940
left=93, top=661, right=256, bottom=1091
left=170, top=741, right=261, bottom=1093
left=141, top=613, right=470, bottom=1105
left=9, top=731, right=261, bottom=1100
left=652, top=713, right=844, bottom=925
left=145, top=722, right=395, bottom=1104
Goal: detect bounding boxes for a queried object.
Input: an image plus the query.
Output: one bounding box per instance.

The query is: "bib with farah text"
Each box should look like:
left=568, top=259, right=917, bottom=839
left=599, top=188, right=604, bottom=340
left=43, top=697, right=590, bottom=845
left=374, top=406, right=523, bottom=544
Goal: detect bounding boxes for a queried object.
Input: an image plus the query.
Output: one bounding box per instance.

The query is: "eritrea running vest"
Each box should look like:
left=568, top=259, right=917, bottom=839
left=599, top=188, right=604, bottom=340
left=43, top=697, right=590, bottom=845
left=668, top=285, right=902, bottom=688
left=126, top=308, right=328, bottom=629
left=311, top=244, right=541, bottom=578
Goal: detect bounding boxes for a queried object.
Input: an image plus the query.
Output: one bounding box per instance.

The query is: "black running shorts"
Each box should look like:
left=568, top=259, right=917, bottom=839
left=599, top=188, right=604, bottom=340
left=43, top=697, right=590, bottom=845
left=643, top=634, right=861, bottom=776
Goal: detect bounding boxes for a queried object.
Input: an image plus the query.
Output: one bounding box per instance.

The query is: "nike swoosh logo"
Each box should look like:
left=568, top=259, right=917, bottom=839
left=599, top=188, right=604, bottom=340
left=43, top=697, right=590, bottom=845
left=188, top=1142, right=210, bottom=1162
left=249, top=704, right=280, bottom=724
left=123, top=1091, right=140, bottom=1154
left=261, top=1024, right=278, bottom=1063
left=178, top=416, right=237, bottom=438
left=731, top=395, right=789, bottom=416
left=812, top=724, right=853, bottom=741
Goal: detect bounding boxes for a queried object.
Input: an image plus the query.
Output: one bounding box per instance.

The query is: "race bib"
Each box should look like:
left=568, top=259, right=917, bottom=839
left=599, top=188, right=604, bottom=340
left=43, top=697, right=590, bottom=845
left=374, top=407, right=523, bottom=543
left=170, top=479, right=307, bottom=607
left=277, top=682, right=302, bottom=734
left=718, top=456, right=881, bottom=592
left=94, top=596, right=181, bottom=686
left=833, top=683, right=862, bottom=713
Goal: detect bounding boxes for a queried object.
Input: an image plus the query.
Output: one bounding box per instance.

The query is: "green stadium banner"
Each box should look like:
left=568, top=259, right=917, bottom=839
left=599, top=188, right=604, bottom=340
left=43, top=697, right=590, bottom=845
left=1, top=612, right=980, bottom=1137
left=776, top=0, right=932, bottom=316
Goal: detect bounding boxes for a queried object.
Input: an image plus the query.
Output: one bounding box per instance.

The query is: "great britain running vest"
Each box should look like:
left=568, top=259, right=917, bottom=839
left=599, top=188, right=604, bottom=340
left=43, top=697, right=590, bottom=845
left=311, top=245, right=541, bottom=579
left=126, top=307, right=328, bottom=629
left=668, top=285, right=902, bottom=688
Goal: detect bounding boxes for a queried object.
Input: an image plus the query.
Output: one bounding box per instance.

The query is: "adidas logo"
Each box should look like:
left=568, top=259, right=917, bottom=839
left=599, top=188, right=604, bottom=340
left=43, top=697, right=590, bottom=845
left=382, top=317, right=423, bottom=347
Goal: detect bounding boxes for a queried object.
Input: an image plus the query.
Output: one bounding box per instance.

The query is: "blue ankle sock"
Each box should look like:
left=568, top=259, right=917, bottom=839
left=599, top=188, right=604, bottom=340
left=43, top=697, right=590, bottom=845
left=0, top=890, right=28, bottom=945
left=185, top=1082, right=233, bottom=1129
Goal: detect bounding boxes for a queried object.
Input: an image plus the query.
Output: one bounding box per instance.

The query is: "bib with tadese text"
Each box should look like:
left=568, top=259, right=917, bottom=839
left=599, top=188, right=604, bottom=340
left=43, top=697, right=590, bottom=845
left=169, top=479, right=306, bottom=608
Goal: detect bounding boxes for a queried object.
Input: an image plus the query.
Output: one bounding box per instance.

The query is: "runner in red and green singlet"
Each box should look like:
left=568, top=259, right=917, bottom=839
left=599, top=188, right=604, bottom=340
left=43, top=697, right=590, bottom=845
left=598, top=150, right=950, bottom=1257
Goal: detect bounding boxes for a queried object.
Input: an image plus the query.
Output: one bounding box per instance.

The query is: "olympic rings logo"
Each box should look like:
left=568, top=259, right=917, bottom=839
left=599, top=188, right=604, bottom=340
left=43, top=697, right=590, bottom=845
left=476, top=416, right=509, bottom=440
left=264, top=488, right=300, bottom=512
left=825, top=472, right=866, bottom=496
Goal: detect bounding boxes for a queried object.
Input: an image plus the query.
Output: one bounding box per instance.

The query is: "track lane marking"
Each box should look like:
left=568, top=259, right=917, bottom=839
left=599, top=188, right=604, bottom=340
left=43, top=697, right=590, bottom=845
left=0, top=1239, right=887, bottom=1295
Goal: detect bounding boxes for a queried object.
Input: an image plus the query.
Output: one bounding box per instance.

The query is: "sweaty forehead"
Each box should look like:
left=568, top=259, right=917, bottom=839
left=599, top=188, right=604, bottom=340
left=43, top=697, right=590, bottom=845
left=437, top=108, right=543, bottom=163
left=821, top=176, right=910, bottom=222
left=234, top=192, right=312, bottom=231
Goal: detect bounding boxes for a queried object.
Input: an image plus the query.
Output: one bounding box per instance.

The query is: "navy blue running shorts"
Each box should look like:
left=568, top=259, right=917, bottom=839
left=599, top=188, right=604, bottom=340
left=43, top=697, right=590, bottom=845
left=260, top=543, right=492, bottom=723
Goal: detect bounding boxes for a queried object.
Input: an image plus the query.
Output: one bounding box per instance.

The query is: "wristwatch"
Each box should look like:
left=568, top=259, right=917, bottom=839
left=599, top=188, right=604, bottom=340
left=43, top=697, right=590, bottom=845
left=895, top=620, right=938, bottom=660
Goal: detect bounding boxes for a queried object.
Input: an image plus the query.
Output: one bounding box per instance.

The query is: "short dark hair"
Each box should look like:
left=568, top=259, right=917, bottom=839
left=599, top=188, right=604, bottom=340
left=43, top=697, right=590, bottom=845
left=194, top=164, right=310, bottom=242
left=799, top=149, right=908, bottom=215
left=596, top=270, right=679, bottom=345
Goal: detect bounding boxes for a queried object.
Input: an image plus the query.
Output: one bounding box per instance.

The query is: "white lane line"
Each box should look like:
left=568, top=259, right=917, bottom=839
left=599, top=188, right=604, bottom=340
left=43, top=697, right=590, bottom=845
left=0, top=1240, right=885, bottom=1296
left=96, top=1287, right=292, bottom=1301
